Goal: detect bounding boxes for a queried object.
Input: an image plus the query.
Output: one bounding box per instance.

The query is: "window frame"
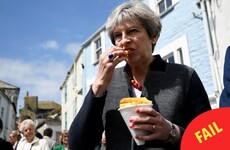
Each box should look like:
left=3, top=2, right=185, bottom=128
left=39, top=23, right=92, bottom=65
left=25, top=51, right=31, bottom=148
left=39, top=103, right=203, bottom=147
left=64, top=85, right=67, bottom=103
left=64, top=111, right=67, bottom=130
left=164, top=52, right=175, bottom=64
left=91, top=36, right=102, bottom=64
left=154, top=35, right=191, bottom=66
left=156, top=0, right=179, bottom=16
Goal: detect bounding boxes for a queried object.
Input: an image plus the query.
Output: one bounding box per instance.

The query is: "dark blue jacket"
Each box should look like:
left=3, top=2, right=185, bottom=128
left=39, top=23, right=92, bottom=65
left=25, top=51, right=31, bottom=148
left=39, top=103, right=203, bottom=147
left=220, top=46, right=230, bottom=107
left=0, top=138, right=13, bottom=150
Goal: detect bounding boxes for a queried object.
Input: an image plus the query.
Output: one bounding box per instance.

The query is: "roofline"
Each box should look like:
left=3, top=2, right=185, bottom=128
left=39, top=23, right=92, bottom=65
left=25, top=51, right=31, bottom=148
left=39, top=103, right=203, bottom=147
left=82, top=23, right=106, bottom=47
left=59, top=24, right=106, bottom=90
left=0, top=80, right=20, bottom=89
left=60, top=47, right=83, bottom=90
left=0, top=89, right=17, bottom=113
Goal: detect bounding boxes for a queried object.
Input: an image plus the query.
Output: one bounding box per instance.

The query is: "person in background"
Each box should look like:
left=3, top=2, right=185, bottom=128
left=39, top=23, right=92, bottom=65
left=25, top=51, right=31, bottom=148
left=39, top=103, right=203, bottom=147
left=68, top=1, right=211, bottom=150
left=53, top=130, right=69, bottom=150
left=94, top=131, right=106, bottom=150
left=16, top=115, right=43, bottom=150
left=17, top=119, right=50, bottom=150
left=100, top=131, right=106, bottom=150
left=43, top=128, right=57, bottom=150
left=219, top=46, right=230, bottom=107
left=17, top=115, right=43, bottom=139
left=9, top=130, right=21, bottom=150
left=0, top=118, right=14, bottom=150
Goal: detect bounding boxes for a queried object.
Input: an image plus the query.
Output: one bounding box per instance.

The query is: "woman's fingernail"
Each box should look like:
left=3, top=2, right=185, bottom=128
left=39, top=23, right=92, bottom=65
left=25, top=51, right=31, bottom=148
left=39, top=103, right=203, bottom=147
left=135, top=135, right=139, bottom=139
left=136, top=108, right=140, bottom=113
left=130, top=123, right=134, bottom=128
left=129, top=119, right=133, bottom=122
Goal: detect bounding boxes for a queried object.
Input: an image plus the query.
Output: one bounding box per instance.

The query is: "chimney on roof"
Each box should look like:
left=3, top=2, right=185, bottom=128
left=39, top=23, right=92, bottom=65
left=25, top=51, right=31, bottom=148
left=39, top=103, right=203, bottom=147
left=26, top=91, right=29, bottom=96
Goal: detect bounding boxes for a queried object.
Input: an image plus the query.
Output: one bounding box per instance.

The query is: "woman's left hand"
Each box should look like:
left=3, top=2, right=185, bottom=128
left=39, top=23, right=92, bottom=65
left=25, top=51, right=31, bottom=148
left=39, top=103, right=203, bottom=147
left=129, top=107, right=179, bottom=143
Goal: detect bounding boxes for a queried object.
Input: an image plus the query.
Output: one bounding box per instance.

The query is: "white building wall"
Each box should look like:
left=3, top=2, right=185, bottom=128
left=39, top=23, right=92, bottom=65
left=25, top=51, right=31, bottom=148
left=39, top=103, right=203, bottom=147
left=7, top=104, right=16, bottom=138
left=61, top=69, right=75, bottom=131
left=0, top=94, right=15, bottom=140
left=74, top=52, right=83, bottom=114
left=61, top=49, right=83, bottom=131
left=211, top=0, right=230, bottom=85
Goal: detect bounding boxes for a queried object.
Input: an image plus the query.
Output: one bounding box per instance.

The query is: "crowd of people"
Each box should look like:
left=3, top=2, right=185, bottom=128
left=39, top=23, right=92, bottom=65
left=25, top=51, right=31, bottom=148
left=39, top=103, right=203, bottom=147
left=0, top=116, right=71, bottom=150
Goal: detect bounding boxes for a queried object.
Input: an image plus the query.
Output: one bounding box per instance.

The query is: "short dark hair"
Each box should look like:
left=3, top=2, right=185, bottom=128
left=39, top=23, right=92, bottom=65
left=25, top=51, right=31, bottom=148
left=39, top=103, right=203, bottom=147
left=43, top=128, right=53, bottom=137
left=0, top=118, right=2, bottom=130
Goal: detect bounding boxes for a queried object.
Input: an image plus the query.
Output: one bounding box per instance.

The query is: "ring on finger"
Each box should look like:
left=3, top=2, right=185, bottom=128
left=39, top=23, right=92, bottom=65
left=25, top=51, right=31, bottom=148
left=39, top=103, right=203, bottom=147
left=108, top=53, right=114, bottom=59
left=150, top=124, right=156, bottom=133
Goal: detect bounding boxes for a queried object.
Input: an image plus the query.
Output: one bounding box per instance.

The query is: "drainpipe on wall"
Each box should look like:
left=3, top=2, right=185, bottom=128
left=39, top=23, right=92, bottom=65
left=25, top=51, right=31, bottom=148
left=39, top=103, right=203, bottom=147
left=200, top=0, right=223, bottom=106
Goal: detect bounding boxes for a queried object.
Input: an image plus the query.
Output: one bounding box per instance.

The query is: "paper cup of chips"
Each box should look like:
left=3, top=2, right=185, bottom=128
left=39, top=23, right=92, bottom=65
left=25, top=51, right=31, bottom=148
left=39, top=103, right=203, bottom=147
left=118, top=97, right=153, bottom=145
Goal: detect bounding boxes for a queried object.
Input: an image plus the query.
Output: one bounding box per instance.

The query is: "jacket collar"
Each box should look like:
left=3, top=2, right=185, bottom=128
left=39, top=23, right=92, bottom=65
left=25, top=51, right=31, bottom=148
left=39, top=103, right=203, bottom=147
left=24, top=136, right=39, bottom=144
left=149, top=55, right=167, bottom=72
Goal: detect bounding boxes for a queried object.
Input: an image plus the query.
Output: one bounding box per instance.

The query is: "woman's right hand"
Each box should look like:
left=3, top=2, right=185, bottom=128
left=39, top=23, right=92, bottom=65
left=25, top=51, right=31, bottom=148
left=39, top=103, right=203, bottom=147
left=92, top=46, right=126, bottom=97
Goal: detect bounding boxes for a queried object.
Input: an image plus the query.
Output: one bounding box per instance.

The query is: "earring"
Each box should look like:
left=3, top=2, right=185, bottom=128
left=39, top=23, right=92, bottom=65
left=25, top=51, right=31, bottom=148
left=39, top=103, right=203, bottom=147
left=152, top=36, right=158, bottom=44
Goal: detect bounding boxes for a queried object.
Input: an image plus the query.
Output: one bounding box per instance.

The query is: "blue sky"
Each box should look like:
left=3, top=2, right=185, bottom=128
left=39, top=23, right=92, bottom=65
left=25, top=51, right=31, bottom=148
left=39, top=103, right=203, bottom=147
left=0, top=0, right=125, bottom=110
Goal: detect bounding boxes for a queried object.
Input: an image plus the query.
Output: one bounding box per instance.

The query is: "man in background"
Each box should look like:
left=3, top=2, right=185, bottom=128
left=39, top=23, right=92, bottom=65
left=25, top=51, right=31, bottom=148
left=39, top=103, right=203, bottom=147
left=43, top=127, right=57, bottom=150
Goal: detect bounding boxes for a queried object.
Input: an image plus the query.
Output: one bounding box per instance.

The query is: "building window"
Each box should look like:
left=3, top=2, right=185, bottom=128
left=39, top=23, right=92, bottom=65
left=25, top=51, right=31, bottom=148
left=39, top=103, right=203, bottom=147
left=92, top=37, right=102, bottom=64
left=155, top=35, right=190, bottom=66
left=158, top=0, right=172, bottom=14
left=64, top=85, right=67, bottom=103
left=74, top=62, right=78, bottom=87
left=74, top=97, right=78, bottom=116
left=177, top=48, right=184, bottom=64
left=162, top=49, right=183, bottom=64
left=156, top=0, right=179, bottom=16
left=164, top=53, right=175, bottom=63
left=1, top=107, right=4, bottom=118
left=163, top=48, right=184, bottom=64
left=37, top=115, right=43, bottom=119
left=65, top=112, right=67, bottom=130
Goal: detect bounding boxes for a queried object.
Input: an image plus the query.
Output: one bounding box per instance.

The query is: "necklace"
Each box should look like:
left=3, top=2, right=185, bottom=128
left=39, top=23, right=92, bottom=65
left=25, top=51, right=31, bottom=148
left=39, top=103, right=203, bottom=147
left=126, top=66, right=142, bottom=91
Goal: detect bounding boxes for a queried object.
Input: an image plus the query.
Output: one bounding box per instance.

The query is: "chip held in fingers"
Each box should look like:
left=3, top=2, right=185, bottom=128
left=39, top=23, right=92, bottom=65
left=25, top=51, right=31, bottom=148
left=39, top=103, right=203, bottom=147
left=124, top=50, right=130, bottom=58
left=120, top=97, right=152, bottom=108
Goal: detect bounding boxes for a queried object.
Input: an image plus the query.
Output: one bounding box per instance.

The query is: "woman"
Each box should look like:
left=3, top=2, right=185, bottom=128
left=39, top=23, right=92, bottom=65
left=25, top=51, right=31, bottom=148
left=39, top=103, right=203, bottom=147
left=53, top=130, right=69, bottom=150
left=17, top=119, right=50, bottom=150
left=9, top=130, right=21, bottom=150
left=68, top=1, right=211, bottom=149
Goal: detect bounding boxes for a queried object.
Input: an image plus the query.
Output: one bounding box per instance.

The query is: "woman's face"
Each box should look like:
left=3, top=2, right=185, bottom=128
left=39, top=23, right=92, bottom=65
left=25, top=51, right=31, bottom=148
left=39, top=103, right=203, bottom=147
left=22, top=125, right=36, bottom=142
left=113, top=20, right=155, bottom=66
left=62, top=133, right=68, bottom=145
left=9, top=134, right=17, bottom=144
